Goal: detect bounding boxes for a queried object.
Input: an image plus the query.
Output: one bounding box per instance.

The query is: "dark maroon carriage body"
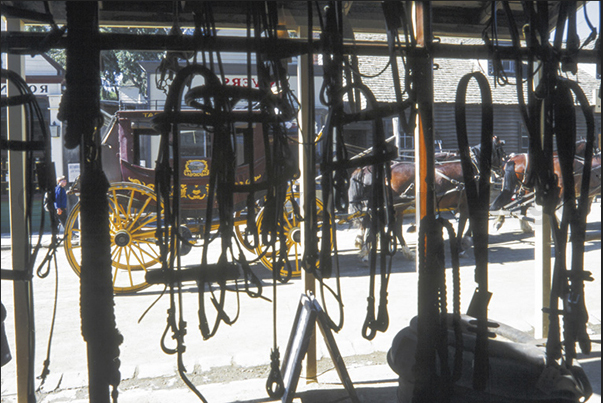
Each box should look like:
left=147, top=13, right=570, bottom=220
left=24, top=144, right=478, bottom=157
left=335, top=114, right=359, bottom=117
left=103, top=109, right=267, bottom=217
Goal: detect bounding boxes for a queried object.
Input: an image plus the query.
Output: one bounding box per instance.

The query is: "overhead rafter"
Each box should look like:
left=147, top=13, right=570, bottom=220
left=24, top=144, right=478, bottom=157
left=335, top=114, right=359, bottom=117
left=0, top=1, right=576, bottom=39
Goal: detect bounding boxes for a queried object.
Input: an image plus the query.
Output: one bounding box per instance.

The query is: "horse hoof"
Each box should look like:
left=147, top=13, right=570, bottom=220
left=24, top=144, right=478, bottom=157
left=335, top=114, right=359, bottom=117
left=401, top=246, right=415, bottom=260
left=494, top=215, right=505, bottom=232
left=460, top=237, right=473, bottom=251
left=354, top=235, right=364, bottom=249
left=520, top=223, right=534, bottom=234
left=407, top=225, right=416, bottom=233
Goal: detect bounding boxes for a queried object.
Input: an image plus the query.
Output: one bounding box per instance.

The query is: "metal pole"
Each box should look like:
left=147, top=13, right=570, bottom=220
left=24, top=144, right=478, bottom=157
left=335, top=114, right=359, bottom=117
left=533, top=81, right=552, bottom=340
left=533, top=203, right=552, bottom=339
left=298, top=18, right=318, bottom=383
left=6, top=17, right=36, bottom=403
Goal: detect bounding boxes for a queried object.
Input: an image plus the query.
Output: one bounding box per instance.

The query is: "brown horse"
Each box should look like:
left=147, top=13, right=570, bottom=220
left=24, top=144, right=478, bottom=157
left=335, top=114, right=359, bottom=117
left=349, top=137, right=507, bottom=258
left=491, top=152, right=601, bottom=209
left=490, top=149, right=601, bottom=232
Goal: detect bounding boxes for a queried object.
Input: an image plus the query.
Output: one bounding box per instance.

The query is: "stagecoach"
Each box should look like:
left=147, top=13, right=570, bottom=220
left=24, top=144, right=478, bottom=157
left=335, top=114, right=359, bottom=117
left=63, top=108, right=327, bottom=293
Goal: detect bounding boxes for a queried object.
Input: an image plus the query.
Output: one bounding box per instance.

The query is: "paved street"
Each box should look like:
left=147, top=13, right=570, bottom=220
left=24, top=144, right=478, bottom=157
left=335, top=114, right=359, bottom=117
left=1, top=202, right=601, bottom=403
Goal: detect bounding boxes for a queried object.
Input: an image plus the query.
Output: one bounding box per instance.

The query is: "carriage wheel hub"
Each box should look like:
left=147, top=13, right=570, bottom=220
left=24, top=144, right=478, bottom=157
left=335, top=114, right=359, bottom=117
left=114, top=230, right=131, bottom=247
left=290, top=227, right=301, bottom=244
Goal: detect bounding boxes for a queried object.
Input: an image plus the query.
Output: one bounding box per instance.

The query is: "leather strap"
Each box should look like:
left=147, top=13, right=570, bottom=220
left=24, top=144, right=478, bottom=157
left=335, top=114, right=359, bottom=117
left=455, top=71, right=494, bottom=391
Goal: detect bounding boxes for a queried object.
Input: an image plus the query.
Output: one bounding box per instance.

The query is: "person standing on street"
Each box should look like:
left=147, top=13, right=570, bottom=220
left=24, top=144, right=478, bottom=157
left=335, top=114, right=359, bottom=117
left=54, top=176, right=68, bottom=235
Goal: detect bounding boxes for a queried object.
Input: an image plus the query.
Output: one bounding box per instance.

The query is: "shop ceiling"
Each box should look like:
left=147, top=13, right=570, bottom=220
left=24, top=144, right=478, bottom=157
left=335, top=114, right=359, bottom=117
left=0, top=1, right=563, bottom=37
left=1, top=1, right=597, bottom=63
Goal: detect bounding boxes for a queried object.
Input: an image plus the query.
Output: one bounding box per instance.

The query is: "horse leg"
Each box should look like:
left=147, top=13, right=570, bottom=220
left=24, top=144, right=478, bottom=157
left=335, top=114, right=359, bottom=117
left=456, top=213, right=473, bottom=255
left=354, top=228, right=365, bottom=250
left=356, top=213, right=372, bottom=261
left=394, top=209, right=414, bottom=260
left=359, top=226, right=373, bottom=262
left=493, top=213, right=505, bottom=232
left=518, top=204, right=534, bottom=233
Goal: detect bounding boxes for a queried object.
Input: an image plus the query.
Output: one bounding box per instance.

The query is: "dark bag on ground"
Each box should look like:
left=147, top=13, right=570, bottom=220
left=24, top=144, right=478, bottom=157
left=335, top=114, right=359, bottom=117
left=388, top=315, right=592, bottom=403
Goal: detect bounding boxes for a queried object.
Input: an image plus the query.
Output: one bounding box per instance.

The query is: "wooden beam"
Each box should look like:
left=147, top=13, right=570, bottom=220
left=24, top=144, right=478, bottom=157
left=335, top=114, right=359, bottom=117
left=2, top=31, right=600, bottom=64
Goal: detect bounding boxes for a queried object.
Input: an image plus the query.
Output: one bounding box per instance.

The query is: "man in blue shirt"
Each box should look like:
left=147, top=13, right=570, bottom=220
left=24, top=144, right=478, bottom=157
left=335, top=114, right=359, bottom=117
left=54, top=176, right=68, bottom=234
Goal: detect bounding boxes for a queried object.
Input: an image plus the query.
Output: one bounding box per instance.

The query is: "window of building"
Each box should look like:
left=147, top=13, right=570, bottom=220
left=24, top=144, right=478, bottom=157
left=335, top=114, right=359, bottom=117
left=519, top=122, right=529, bottom=152
left=488, top=59, right=526, bottom=78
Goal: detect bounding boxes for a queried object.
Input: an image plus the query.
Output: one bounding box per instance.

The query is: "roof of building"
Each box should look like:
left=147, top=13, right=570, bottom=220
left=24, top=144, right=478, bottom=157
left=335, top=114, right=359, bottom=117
left=356, top=35, right=600, bottom=106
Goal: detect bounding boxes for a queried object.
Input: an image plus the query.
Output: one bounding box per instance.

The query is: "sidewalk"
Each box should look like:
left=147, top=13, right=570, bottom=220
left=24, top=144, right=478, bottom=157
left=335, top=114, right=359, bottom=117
left=2, top=203, right=601, bottom=403
left=1, top=232, right=58, bottom=251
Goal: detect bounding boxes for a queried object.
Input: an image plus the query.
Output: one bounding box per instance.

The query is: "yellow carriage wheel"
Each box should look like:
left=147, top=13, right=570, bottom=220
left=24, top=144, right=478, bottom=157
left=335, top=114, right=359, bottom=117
left=254, top=193, right=328, bottom=278
left=64, top=182, right=162, bottom=294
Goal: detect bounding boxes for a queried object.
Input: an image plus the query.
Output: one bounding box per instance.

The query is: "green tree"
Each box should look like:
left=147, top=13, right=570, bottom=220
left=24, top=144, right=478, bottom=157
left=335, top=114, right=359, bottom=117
left=99, top=27, right=167, bottom=99
left=26, top=25, right=166, bottom=101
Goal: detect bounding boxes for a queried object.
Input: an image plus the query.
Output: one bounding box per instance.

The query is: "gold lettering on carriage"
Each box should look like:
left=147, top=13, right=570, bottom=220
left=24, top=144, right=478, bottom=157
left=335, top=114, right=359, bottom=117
left=184, top=160, right=210, bottom=177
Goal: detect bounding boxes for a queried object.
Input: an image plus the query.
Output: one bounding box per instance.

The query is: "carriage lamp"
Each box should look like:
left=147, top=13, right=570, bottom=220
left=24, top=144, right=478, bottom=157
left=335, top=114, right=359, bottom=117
left=49, top=122, right=61, bottom=138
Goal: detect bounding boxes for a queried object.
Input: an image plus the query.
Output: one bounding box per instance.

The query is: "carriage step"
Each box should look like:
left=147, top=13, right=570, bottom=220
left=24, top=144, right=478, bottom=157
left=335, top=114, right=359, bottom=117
left=145, top=263, right=239, bottom=285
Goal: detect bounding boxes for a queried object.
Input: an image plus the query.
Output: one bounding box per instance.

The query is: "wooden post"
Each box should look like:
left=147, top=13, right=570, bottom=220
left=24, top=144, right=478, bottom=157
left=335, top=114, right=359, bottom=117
left=6, top=17, right=36, bottom=403
left=298, top=20, right=317, bottom=383
left=413, top=2, right=436, bottom=225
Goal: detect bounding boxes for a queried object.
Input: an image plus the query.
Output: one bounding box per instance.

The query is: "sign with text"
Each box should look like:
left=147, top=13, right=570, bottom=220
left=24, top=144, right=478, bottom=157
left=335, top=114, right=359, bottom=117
left=1, top=83, right=61, bottom=96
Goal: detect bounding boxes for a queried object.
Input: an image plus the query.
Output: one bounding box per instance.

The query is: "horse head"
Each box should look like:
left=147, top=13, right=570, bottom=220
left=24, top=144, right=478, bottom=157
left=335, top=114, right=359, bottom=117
left=470, top=136, right=507, bottom=179
left=348, top=166, right=372, bottom=214
left=491, top=136, right=507, bottom=176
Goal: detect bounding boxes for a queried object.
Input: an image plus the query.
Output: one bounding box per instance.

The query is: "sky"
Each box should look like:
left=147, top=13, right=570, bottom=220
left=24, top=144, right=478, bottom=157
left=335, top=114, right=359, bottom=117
left=577, top=1, right=600, bottom=38
left=575, top=1, right=599, bottom=76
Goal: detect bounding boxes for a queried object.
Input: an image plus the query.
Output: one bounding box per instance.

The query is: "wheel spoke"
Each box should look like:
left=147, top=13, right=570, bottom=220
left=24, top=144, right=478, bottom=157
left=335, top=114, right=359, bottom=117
left=135, top=244, right=161, bottom=263
left=111, top=245, right=121, bottom=260
left=127, top=244, right=145, bottom=268
left=112, top=263, right=119, bottom=285
left=110, top=189, right=127, bottom=228
left=126, top=190, right=135, bottom=220
left=113, top=246, right=124, bottom=266
left=130, top=229, right=157, bottom=240
left=123, top=247, right=135, bottom=287
left=129, top=214, right=157, bottom=234
left=127, top=196, right=153, bottom=231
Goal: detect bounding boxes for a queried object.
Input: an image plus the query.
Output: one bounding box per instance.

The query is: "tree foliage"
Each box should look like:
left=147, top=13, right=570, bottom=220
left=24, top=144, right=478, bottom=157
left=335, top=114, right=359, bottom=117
left=26, top=25, right=167, bottom=100
left=99, top=27, right=167, bottom=98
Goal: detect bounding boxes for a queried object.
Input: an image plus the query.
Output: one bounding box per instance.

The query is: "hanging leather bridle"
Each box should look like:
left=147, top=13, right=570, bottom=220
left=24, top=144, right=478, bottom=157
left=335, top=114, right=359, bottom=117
left=148, top=4, right=299, bottom=400
left=546, top=77, right=595, bottom=370
left=455, top=71, right=496, bottom=391
left=489, top=3, right=594, bottom=398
